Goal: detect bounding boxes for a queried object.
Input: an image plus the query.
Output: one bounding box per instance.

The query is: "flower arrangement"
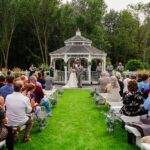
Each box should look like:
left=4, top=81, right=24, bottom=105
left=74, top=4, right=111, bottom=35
left=90, top=88, right=95, bottom=97
left=12, top=67, right=22, bottom=72
left=57, top=88, right=64, bottom=97
left=105, top=109, right=116, bottom=132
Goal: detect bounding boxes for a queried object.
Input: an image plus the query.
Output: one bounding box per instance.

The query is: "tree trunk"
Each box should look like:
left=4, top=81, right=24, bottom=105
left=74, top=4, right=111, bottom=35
left=32, top=14, right=45, bottom=64
left=44, top=28, right=48, bottom=65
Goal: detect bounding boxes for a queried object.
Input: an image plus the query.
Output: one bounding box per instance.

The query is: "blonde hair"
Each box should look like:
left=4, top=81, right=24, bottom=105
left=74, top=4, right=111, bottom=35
left=0, top=96, right=4, bottom=106
left=26, top=83, right=35, bottom=92
left=115, top=72, right=121, bottom=79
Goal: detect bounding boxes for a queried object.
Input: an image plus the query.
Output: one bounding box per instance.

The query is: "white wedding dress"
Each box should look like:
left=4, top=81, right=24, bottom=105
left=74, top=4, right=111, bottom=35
left=64, top=68, right=78, bottom=88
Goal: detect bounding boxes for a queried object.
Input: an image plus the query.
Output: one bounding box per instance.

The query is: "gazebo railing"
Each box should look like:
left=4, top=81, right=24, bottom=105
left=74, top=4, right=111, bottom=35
left=91, top=71, right=98, bottom=82
left=54, top=70, right=65, bottom=81
left=54, top=70, right=89, bottom=82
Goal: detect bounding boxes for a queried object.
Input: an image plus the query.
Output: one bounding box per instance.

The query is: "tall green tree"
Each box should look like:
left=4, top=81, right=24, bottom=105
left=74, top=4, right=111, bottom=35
left=25, top=0, right=58, bottom=65
left=0, top=0, right=21, bottom=67
left=103, top=10, right=120, bottom=63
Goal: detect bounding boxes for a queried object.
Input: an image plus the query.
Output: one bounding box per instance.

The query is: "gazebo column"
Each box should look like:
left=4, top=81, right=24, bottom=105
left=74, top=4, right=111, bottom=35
left=88, top=64, right=91, bottom=84
left=103, top=56, right=106, bottom=71
left=53, top=60, right=56, bottom=80
left=64, top=55, right=68, bottom=84
left=50, top=57, right=56, bottom=80
left=88, top=55, right=91, bottom=84
left=64, top=66, right=67, bottom=84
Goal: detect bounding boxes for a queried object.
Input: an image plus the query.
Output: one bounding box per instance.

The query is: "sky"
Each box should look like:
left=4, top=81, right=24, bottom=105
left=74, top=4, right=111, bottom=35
left=62, top=0, right=149, bottom=11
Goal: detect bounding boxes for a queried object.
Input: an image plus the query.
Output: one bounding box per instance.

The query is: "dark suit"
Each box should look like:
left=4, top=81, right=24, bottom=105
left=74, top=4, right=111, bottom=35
left=76, top=65, right=83, bottom=88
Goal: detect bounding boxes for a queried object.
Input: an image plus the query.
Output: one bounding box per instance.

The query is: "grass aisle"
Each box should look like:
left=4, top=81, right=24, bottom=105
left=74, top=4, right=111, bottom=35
left=15, top=89, right=139, bottom=150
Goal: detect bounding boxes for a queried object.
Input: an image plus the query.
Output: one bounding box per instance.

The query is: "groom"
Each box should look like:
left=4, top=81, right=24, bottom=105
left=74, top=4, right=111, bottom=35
left=76, top=61, right=83, bottom=88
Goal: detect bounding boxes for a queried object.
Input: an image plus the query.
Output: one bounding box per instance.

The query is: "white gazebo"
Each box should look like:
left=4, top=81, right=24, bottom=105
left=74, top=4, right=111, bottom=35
left=49, top=29, right=107, bottom=84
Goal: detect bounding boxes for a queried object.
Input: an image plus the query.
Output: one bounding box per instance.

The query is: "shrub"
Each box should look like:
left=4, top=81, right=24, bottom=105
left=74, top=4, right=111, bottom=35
left=125, top=59, right=144, bottom=71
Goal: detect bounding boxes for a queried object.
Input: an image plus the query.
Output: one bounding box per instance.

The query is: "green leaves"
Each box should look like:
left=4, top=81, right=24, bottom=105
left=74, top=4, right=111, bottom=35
left=125, top=59, right=145, bottom=71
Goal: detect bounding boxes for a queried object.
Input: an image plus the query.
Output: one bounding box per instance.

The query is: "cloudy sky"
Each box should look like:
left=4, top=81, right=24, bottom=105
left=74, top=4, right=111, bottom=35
left=62, top=0, right=149, bottom=11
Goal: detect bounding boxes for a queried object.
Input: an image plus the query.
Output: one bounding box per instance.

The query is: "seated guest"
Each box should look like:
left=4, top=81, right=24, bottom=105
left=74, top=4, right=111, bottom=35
left=120, top=80, right=144, bottom=116
left=22, top=83, right=41, bottom=117
left=0, top=75, right=5, bottom=88
left=5, top=81, right=33, bottom=142
left=141, top=136, right=150, bottom=144
left=115, top=72, right=124, bottom=97
left=144, top=91, right=150, bottom=116
left=0, top=76, right=14, bottom=100
left=0, top=96, right=8, bottom=141
left=105, top=76, right=122, bottom=102
left=37, top=72, right=45, bottom=89
left=138, top=74, right=149, bottom=93
left=45, top=72, right=53, bottom=91
left=96, top=71, right=110, bottom=93
left=33, top=73, right=42, bottom=88
left=123, top=75, right=131, bottom=93
left=136, top=73, right=142, bottom=82
left=29, top=76, right=52, bottom=116
left=20, top=75, right=28, bottom=85
left=0, top=96, right=14, bottom=150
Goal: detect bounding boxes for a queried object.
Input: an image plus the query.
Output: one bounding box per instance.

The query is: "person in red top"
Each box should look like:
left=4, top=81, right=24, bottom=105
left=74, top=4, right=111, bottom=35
left=29, top=76, right=52, bottom=116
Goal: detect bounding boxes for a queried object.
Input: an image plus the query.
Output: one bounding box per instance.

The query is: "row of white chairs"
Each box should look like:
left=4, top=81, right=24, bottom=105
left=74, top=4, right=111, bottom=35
left=99, top=93, right=150, bottom=150
left=0, top=89, right=57, bottom=149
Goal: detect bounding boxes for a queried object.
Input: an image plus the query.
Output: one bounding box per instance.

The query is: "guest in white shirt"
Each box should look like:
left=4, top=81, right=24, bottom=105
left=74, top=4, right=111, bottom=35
left=5, top=81, right=33, bottom=142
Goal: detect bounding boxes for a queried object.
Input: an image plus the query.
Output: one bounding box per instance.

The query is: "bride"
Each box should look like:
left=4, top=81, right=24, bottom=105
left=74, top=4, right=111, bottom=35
left=64, top=63, right=78, bottom=88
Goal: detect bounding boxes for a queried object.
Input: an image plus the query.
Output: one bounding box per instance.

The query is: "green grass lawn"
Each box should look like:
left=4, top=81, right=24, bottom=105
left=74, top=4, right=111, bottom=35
left=15, top=89, right=140, bottom=150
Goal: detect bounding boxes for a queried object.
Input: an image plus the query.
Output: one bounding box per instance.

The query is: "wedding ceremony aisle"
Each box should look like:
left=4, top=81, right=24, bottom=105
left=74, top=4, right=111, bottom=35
left=15, top=89, right=139, bottom=150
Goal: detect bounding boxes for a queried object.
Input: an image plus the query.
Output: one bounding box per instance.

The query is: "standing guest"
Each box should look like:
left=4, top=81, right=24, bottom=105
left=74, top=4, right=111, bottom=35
left=138, top=74, right=149, bottom=94
left=50, top=64, right=54, bottom=78
left=29, top=64, right=36, bottom=77
left=0, top=75, right=5, bottom=88
left=5, top=81, right=33, bottom=142
left=96, top=62, right=102, bottom=79
left=117, top=62, right=124, bottom=74
left=37, top=72, right=45, bottom=89
left=106, top=62, right=114, bottom=76
left=39, top=64, right=45, bottom=78
left=0, top=76, right=14, bottom=100
left=120, top=80, right=144, bottom=116
left=115, top=72, right=124, bottom=97
left=123, top=75, right=131, bottom=93
left=45, top=72, right=53, bottom=91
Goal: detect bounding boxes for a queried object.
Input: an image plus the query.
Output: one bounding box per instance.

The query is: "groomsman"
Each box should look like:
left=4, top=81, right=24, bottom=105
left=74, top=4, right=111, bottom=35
left=76, top=62, right=83, bottom=88
left=106, top=62, right=113, bottom=76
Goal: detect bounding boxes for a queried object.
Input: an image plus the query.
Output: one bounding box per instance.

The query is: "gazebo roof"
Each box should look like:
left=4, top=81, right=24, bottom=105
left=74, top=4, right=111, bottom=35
left=50, top=45, right=105, bottom=55
left=64, top=29, right=92, bottom=44
left=50, top=29, right=106, bottom=55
